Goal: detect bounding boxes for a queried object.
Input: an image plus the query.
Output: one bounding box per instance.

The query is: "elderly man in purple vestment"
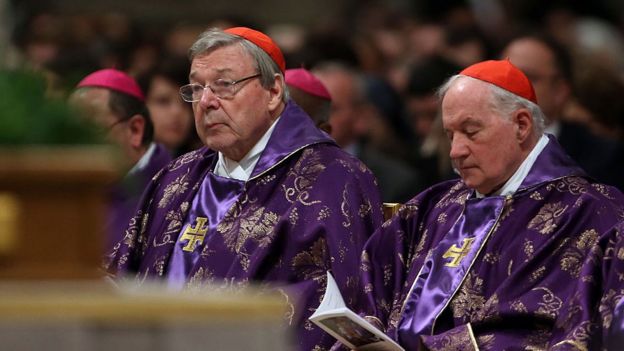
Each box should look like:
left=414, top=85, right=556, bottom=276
left=70, top=69, right=172, bottom=251
left=349, top=59, right=624, bottom=350
left=103, top=27, right=383, bottom=350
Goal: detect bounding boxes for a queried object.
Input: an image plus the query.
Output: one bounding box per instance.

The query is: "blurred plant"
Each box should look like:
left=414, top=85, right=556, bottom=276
left=0, top=69, right=104, bottom=145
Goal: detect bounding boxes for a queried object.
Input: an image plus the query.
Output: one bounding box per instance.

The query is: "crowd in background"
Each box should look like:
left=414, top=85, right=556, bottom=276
left=6, top=0, right=624, bottom=201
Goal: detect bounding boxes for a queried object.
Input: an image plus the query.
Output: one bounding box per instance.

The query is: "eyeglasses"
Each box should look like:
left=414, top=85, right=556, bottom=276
left=179, top=73, right=261, bottom=102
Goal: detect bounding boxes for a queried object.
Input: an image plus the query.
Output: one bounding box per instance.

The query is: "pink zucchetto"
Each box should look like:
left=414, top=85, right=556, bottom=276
left=76, top=68, right=145, bottom=101
left=285, top=68, right=332, bottom=101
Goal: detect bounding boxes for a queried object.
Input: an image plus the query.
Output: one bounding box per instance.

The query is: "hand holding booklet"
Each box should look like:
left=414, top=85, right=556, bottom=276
left=309, top=272, right=405, bottom=351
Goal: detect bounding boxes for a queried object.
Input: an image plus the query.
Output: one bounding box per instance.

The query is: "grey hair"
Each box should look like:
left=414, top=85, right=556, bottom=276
left=188, top=28, right=288, bottom=102
left=437, top=75, right=545, bottom=136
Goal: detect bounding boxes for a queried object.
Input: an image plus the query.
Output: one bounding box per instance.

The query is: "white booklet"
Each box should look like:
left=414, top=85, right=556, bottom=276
left=309, top=271, right=405, bottom=351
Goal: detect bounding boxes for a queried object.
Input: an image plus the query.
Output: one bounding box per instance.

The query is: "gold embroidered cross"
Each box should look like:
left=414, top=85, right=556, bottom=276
left=180, top=217, right=209, bottom=252
left=443, top=237, right=476, bottom=267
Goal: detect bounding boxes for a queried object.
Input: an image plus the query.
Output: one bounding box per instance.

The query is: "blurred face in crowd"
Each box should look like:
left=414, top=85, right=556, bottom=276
left=314, top=70, right=363, bottom=147
left=406, top=94, right=439, bottom=139
left=189, top=44, right=283, bottom=161
left=146, top=75, right=194, bottom=151
left=502, top=38, right=569, bottom=122
left=69, top=87, right=144, bottom=164
left=442, top=77, right=532, bottom=194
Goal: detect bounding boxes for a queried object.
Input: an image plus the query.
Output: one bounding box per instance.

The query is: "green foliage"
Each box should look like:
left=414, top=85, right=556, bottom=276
left=0, top=70, right=105, bottom=145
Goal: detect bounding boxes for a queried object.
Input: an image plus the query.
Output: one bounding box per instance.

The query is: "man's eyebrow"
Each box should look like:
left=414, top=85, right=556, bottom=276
left=460, top=118, right=483, bottom=128
left=189, top=68, right=233, bottom=81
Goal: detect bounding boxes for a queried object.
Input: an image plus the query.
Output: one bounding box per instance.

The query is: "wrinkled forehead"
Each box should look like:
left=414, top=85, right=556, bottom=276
left=189, top=44, right=254, bottom=79
left=442, top=78, right=494, bottom=125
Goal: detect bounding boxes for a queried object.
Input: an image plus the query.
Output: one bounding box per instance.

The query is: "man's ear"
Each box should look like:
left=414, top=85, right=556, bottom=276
left=127, top=114, right=146, bottom=149
left=267, top=74, right=284, bottom=113
left=513, top=108, right=533, bottom=143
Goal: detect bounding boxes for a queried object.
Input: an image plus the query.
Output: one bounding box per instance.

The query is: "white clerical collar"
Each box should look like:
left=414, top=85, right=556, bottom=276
left=128, top=142, right=156, bottom=176
left=476, top=134, right=549, bottom=198
left=214, top=117, right=280, bottom=181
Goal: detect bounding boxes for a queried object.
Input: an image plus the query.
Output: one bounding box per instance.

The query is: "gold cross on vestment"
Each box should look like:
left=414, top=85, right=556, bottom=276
left=442, top=237, right=476, bottom=267
left=179, top=217, right=209, bottom=252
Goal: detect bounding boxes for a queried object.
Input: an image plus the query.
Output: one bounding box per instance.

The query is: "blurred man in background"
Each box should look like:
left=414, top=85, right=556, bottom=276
left=70, top=69, right=172, bottom=250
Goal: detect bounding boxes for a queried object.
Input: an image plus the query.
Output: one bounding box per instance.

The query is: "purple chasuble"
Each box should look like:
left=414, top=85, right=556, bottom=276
left=359, top=135, right=624, bottom=350
left=166, top=172, right=244, bottom=289
left=105, top=101, right=384, bottom=351
left=398, top=195, right=506, bottom=349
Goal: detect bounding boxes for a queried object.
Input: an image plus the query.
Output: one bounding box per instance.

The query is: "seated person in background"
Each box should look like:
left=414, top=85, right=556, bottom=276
left=138, top=57, right=202, bottom=157
left=285, top=67, right=332, bottom=133
left=356, top=60, right=624, bottom=350
left=70, top=69, right=172, bottom=251
left=104, top=27, right=383, bottom=351
left=502, top=34, right=623, bottom=191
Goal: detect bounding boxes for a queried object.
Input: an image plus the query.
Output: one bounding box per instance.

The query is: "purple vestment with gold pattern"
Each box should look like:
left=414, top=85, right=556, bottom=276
left=359, top=136, right=624, bottom=350
left=104, top=101, right=384, bottom=350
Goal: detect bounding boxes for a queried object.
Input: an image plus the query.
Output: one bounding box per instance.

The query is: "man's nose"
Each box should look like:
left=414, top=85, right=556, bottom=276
left=449, top=136, right=469, bottom=159
left=198, top=86, right=220, bottom=110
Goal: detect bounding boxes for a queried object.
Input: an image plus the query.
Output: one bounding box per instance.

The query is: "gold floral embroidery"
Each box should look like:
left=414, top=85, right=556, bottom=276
left=438, top=213, right=447, bottom=224
left=291, top=237, right=330, bottom=283
left=450, top=273, right=499, bottom=323
left=383, top=264, right=392, bottom=286
left=551, top=321, right=596, bottom=351
left=340, top=185, right=352, bottom=228
left=289, top=207, right=299, bottom=225
left=576, top=229, right=599, bottom=249
left=358, top=199, right=372, bottom=218
left=530, top=191, right=544, bottom=200
left=523, top=326, right=551, bottom=351
left=122, top=212, right=142, bottom=248
left=398, top=202, right=419, bottom=220
left=524, top=239, right=534, bottom=260
left=560, top=251, right=583, bottom=278
left=483, top=252, right=500, bottom=264
left=527, top=202, right=569, bottom=235
left=257, top=174, right=276, bottom=185
left=546, top=177, right=589, bottom=195
left=169, top=149, right=203, bottom=171
left=529, top=266, right=546, bottom=282
left=317, top=206, right=330, bottom=220
left=158, top=171, right=190, bottom=208
left=510, top=300, right=528, bottom=313
left=591, top=183, right=615, bottom=199
left=282, top=148, right=325, bottom=206
left=185, top=267, right=214, bottom=292
left=360, top=251, right=371, bottom=272
left=153, top=255, right=167, bottom=276
left=421, top=325, right=477, bottom=351
left=435, top=182, right=470, bottom=209
left=533, top=287, right=563, bottom=320
left=599, top=289, right=624, bottom=330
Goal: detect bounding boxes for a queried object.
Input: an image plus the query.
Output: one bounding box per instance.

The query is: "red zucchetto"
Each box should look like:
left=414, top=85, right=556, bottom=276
left=225, top=27, right=286, bottom=73
left=460, top=59, right=538, bottom=104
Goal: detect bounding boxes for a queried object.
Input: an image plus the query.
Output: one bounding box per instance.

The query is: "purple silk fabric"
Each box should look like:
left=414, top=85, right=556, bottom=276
left=104, top=101, right=384, bottom=350
left=359, top=135, right=624, bottom=350
left=107, top=143, right=172, bottom=251
left=399, top=196, right=506, bottom=349
left=166, top=173, right=244, bottom=290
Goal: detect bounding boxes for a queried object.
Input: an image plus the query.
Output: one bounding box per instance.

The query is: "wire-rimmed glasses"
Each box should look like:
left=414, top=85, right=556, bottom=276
left=179, top=73, right=261, bottom=102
